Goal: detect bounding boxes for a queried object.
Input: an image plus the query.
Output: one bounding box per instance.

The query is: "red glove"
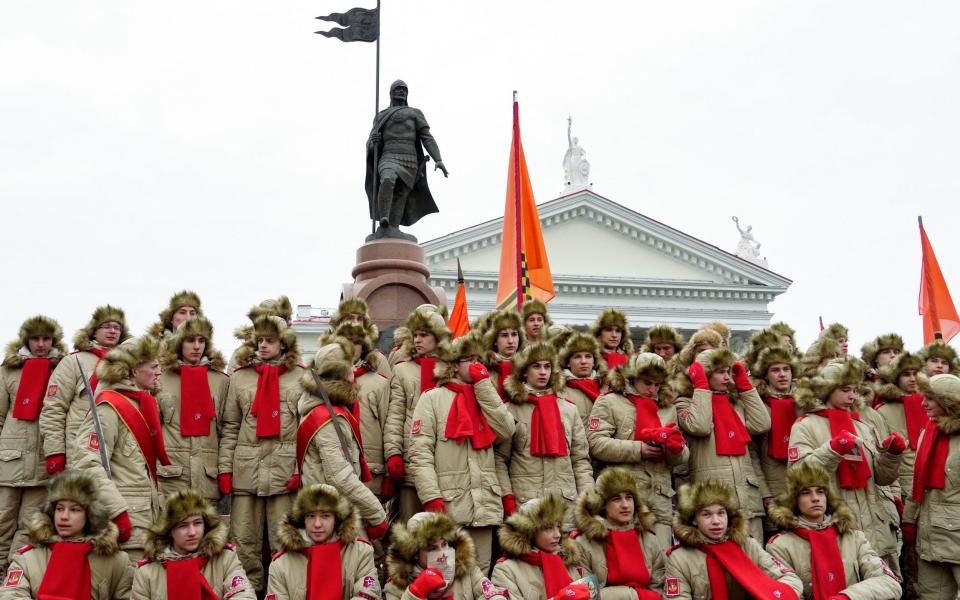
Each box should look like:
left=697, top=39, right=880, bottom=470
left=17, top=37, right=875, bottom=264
left=688, top=362, right=709, bottom=390
left=423, top=498, right=446, bottom=513
left=366, top=519, right=388, bottom=540
left=503, top=495, right=517, bottom=517
left=113, top=512, right=132, bottom=543
left=882, top=431, right=906, bottom=455
left=285, top=473, right=301, bottom=491
left=469, top=363, right=490, bottom=382
left=662, top=429, right=686, bottom=455
left=637, top=428, right=661, bottom=444
left=827, top=595, right=850, bottom=600
left=218, top=473, right=233, bottom=495
left=731, top=361, right=753, bottom=392
left=551, top=584, right=590, bottom=600
left=45, top=454, right=66, bottom=475
left=829, top=430, right=858, bottom=455
left=637, top=589, right=662, bottom=600
left=380, top=476, right=397, bottom=499
left=902, top=522, right=917, bottom=543
left=409, top=568, right=447, bottom=599
left=893, top=496, right=905, bottom=521
left=387, top=455, right=405, bottom=481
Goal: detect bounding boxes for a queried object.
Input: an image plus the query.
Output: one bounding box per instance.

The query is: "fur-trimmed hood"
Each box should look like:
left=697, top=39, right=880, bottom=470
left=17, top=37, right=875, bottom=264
left=926, top=374, right=960, bottom=434
left=744, top=328, right=782, bottom=371
left=673, top=480, right=748, bottom=547
left=387, top=512, right=476, bottom=589
left=521, top=300, right=554, bottom=329
left=158, top=316, right=225, bottom=372
left=676, top=328, right=723, bottom=368
left=750, top=345, right=799, bottom=397
left=878, top=351, right=924, bottom=386
left=483, top=310, right=526, bottom=353
left=433, top=331, right=487, bottom=386
left=860, top=333, right=905, bottom=368
left=770, top=322, right=799, bottom=353
left=233, top=315, right=301, bottom=371
left=672, top=349, right=740, bottom=400
left=145, top=489, right=228, bottom=560
left=795, top=357, right=867, bottom=414
left=233, top=295, right=293, bottom=341
left=146, top=290, right=202, bottom=337
left=607, top=352, right=673, bottom=407
left=498, top=494, right=581, bottom=566
left=28, top=471, right=119, bottom=556
left=703, top=322, right=732, bottom=347
left=766, top=464, right=857, bottom=534
left=95, top=336, right=161, bottom=388
left=591, top=309, right=635, bottom=354
left=920, top=341, right=960, bottom=374
left=300, top=338, right=359, bottom=411
left=800, top=337, right=842, bottom=378
left=640, top=324, right=684, bottom=354
left=574, top=468, right=656, bottom=542
left=504, top=341, right=563, bottom=401
left=819, top=323, right=849, bottom=345
left=330, top=297, right=380, bottom=342
left=3, top=315, right=67, bottom=369
left=400, top=305, right=452, bottom=359
left=277, top=484, right=361, bottom=553
left=558, top=332, right=608, bottom=382
left=73, top=305, right=131, bottom=352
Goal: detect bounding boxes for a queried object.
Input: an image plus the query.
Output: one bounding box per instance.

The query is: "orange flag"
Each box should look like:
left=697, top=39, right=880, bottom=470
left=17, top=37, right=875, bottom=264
left=918, top=216, right=960, bottom=344
left=495, top=92, right=555, bottom=310
left=449, top=259, right=470, bottom=339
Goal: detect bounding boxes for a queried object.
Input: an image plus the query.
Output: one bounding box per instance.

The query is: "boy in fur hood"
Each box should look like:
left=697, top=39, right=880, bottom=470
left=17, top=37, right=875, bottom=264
left=860, top=333, right=905, bottom=386
left=297, top=338, right=387, bottom=541
left=587, top=352, right=687, bottom=545
left=228, top=295, right=294, bottom=372
left=800, top=337, right=843, bottom=378
left=3, top=470, right=133, bottom=599
left=558, top=332, right=608, bottom=428
left=571, top=467, right=666, bottom=599
left=132, top=489, right=253, bottom=599
left=665, top=480, right=803, bottom=600
left=145, top=290, right=202, bottom=338
left=919, top=340, right=959, bottom=377
left=407, top=331, right=515, bottom=572
left=521, top=300, right=552, bottom=344
left=492, top=494, right=592, bottom=600
left=266, top=484, right=380, bottom=600
left=873, top=351, right=929, bottom=499
left=674, top=347, right=771, bottom=541
left=483, top=309, right=526, bottom=400
left=155, top=316, right=229, bottom=503
left=41, top=304, right=130, bottom=468
left=591, top=309, right=634, bottom=370
left=219, top=315, right=305, bottom=592
left=819, top=323, right=850, bottom=356
left=496, top=342, right=594, bottom=530
left=385, top=511, right=508, bottom=600
left=766, top=465, right=901, bottom=600
left=385, top=304, right=451, bottom=525
left=329, top=297, right=391, bottom=378
left=749, top=344, right=801, bottom=503
left=640, top=324, right=684, bottom=362
left=0, top=315, right=67, bottom=571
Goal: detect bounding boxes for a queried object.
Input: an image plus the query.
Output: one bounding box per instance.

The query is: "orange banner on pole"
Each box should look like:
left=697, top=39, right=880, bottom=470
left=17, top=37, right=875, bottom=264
left=495, top=92, right=555, bottom=310
left=918, top=216, right=960, bottom=344
left=449, top=258, right=470, bottom=339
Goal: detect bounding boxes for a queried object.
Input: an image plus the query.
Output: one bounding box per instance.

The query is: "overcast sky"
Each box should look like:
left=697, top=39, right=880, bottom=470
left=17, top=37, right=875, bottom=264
left=3, top=1, right=958, bottom=358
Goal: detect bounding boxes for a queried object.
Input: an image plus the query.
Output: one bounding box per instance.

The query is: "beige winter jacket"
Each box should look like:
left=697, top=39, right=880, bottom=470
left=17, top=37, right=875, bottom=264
left=155, top=360, right=229, bottom=502
left=873, top=384, right=920, bottom=499
left=355, top=360, right=390, bottom=493
left=675, top=386, right=771, bottom=520
left=491, top=533, right=590, bottom=600
left=39, top=347, right=103, bottom=462
left=384, top=357, right=438, bottom=486
left=408, top=370, right=516, bottom=527
left=219, top=353, right=304, bottom=497
left=0, top=346, right=63, bottom=487
left=755, top=388, right=799, bottom=499
left=561, top=370, right=605, bottom=430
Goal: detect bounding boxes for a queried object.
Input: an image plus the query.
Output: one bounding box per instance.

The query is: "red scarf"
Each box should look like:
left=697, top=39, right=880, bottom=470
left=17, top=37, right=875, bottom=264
left=414, top=357, right=437, bottom=394
left=351, top=365, right=369, bottom=421
left=900, top=393, right=930, bottom=450
left=822, top=409, right=871, bottom=489
left=119, top=389, right=173, bottom=469
left=912, top=420, right=951, bottom=504
left=519, top=552, right=572, bottom=599
left=528, top=394, right=568, bottom=457
left=37, top=541, right=93, bottom=600
left=305, top=541, right=343, bottom=600
left=626, top=394, right=662, bottom=438
left=86, top=347, right=109, bottom=396
left=792, top=526, right=845, bottom=600
left=603, top=351, right=628, bottom=369
left=496, top=360, right=513, bottom=399
left=444, top=383, right=497, bottom=449
left=764, top=396, right=797, bottom=460
left=179, top=365, right=216, bottom=437
left=12, top=357, right=53, bottom=421
left=567, top=378, right=600, bottom=401
left=698, top=540, right=799, bottom=600
left=163, top=556, right=218, bottom=600
left=252, top=364, right=287, bottom=438
left=605, top=529, right=650, bottom=590
left=712, top=394, right=751, bottom=456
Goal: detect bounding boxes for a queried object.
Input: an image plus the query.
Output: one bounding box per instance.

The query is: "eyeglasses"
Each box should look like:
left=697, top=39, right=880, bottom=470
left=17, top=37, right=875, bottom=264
left=97, top=324, right=122, bottom=332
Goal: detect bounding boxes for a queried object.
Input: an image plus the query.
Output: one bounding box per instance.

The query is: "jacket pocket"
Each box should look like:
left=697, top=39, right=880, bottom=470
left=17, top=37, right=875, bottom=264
left=0, top=448, right=24, bottom=481
left=157, top=463, right=184, bottom=478
left=232, top=444, right=259, bottom=491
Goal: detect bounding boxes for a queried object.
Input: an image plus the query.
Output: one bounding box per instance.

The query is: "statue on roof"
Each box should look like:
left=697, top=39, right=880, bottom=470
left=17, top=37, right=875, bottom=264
left=563, top=116, right=590, bottom=192
left=732, top=216, right=768, bottom=267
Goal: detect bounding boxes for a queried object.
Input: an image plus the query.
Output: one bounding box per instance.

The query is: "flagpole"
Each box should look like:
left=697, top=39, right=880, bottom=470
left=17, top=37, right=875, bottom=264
left=371, top=0, right=381, bottom=235
left=513, top=91, right=524, bottom=310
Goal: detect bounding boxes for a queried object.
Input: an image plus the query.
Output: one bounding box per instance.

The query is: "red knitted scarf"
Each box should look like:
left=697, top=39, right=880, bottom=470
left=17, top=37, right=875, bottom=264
left=626, top=394, right=662, bottom=439
left=792, top=526, right=845, bottom=600
left=414, top=357, right=437, bottom=394
left=305, top=541, right=343, bottom=600
left=12, top=358, right=53, bottom=421
left=163, top=556, right=218, bottom=600
left=496, top=360, right=512, bottom=399
left=37, top=541, right=93, bottom=600
left=252, top=364, right=287, bottom=438
left=179, top=365, right=216, bottom=437
left=764, top=396, right=796, bottom=460
left=86, top=347, right=109, bottom=396
left=900, top=393, right=931, bottom=450
left=519, top=551, right=572, bottom=599
left=912, top=420, right=951, bottom=504
left=528, top=394, right=568, bottom=457
left=712, top=394, right=751, bottom=456
left=822, top=409, right=871, bottom=489
left=603, top=352, right=628, bottom=369
left=698, top=540, right=798, bottom=600
left=444, top=382, right=497, bottom=449
left=605, top=529, right=650, bottom=589
left=567, top=378, right=600, bottom=401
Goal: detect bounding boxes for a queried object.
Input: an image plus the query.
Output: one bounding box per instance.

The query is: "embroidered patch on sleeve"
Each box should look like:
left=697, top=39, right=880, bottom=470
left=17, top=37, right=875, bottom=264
left=772, top=558, right=794, bottom=574
left=787, top=446, right=799, bottom=462
left=678, top=409, right=691, bottom=421
left=362, top=576, right=376, bottom=589
left=3, top=569, right=23, bottom=588
left=87, top=433, right=100, bottom=452
left=411, top=418, right=422, bottom=435
left=46, top=384, right=58, bottom=397
left=224, top=575, right=247, bottom=598
left=588, top=416, right=600, bottom=431
left=665, top=577, right=680, bottom=597
left=358, top=593, right=378, bottom=600
left=265, top=594, right=277, bottom=600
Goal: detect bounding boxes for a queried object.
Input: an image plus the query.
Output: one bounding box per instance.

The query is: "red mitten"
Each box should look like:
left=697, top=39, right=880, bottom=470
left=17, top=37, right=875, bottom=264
left=502, top=495, right=517, bottom=517
left=637, top=589, right=662, bottom=600
left=827, top=595, right=849, bottom=600
left=380, top=476, right=397, bottom=499
left=688, top=362, right=709, bottom=390
left=902, top=522, right=917, bottom=543
left=882, top=432, right=906, bottom=455
left=218, top=473, right=233, bottom=495
left=893, top=496, right=904, bottom=521
left=366, top=520, right=388, bottom=540
left=285, top=473, right=301, bottom=491
left=423, top=498, right=446, bottom=513
left=409, top=568, right=447, bottom=599
left=387, top=455, right=405, bottom=481
left=829, top=431, right=858, bottom=455
left=731, top=361, right=753, bottom=392
left=45, top=454, right=66, bottom=475
left=113, top=512, right=132, bottom=543
left=469, top=363, right=490, bottom=382
left=551, top=584, right=590, bottom=600
left=663, top=429, right=686, bottom=455
left=637, top=428, right=660, bottom=444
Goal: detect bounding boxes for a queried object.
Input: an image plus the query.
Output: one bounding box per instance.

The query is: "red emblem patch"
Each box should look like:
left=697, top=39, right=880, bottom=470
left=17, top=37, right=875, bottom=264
left=411, top=419, right=422, bottom=435
left=363, top=576, right=376, bottom=588
left=265, top=594, right=278, bottom=600
left=46, top=384, right=58, bottom=397
left=787, top=446, right=799, bottom=462
left=87, top=433, right=100, bottom=451
left=3, top=569, right=23, bottom=588
left=665, top=577, right=680, bottom=597
left=224, top=575, right=247, bottom=598
left=588, top=416, right=600, bottom=431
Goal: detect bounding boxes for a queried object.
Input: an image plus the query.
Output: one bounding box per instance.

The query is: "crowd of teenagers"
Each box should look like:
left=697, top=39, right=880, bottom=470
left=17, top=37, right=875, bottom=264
left=0, top=290, right=958, bottom=600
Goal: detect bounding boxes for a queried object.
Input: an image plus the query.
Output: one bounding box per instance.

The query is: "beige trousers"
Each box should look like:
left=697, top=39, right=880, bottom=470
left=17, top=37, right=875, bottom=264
left=231, top=493, right=294, bottom=592
left=0, top=486, right=45, bottom=573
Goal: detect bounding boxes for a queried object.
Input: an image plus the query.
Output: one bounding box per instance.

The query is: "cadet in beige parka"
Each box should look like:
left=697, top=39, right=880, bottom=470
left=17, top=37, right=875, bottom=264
left=328, top=297, right=392, bottom=378
left=2, top=470, right=133, bottom=599
left=218, top=315, right=305, bottom=592
left=591, top=309, right=634, bottom=371
left=873, top=351, right=928, bottom=499
left=571, top=467, right=666, bottom=599
left=521, top=300, right=552, bottom=345
left=639, top=324, right=684, bottom=364
left=0, top=316, right=66, bottom=571
left=674, top=347, right=772, bottom=541
left=587, top=352, right=688, bottom=545
left=144, top=290, right=202, bottom=339
left=766, top=465, right=901, bottom=600
left=228, top=295, right=294, bottom=372
left=918, top=341, right=959, bottom=377
left=749, top=343, right=801, bottom=503
left=40, top=305, right=130, bottom=468
left=132, top=489, right=253, bottom=600
left=408, top=331, right=516, bottom=572
left=155, top=316, right=229, bottom=502
left=483, top=309, right=526, bottom=401
left=558, top=332, right=607, bottom=429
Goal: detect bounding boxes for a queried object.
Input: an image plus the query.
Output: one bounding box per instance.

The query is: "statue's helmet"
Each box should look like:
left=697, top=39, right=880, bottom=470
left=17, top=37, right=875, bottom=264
left=390, top=80, right=408, bottom=93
